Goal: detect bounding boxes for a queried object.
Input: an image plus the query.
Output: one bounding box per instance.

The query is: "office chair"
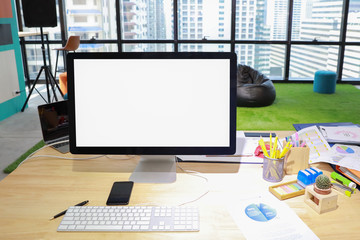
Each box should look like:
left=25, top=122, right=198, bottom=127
left=53, top=36, right=80, bottom=80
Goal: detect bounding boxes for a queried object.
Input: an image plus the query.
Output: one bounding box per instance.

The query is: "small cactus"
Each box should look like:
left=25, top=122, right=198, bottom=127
left=315, top=175, right=331, bottom=190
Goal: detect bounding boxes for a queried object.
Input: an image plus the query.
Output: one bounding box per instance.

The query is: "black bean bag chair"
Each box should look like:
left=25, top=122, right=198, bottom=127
left=237, top=65, right=276, bottom=107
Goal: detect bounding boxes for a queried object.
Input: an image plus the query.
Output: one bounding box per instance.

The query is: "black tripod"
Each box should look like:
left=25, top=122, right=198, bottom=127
left=21, top=27, right=64, bottom=112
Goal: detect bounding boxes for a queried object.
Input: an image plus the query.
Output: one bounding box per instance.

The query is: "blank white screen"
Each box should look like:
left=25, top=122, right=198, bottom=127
left=74, top=59, right=230, bottom=147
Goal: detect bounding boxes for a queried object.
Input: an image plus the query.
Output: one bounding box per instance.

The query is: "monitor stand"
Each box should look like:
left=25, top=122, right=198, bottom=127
left=129, top=155, right=176, bottom=183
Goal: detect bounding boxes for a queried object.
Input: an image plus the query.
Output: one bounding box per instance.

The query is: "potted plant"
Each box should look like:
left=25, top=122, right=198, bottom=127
left=313, top=175, right=332, bottom=205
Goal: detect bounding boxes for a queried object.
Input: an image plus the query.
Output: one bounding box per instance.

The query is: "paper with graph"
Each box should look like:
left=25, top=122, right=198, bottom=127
left=298, top=126, right=360, bottom=171
left=329, top=144, right=360, bottom=171
left=228, top=193, right=319, bottom=240
left=297, top=126, right=333, bottom=163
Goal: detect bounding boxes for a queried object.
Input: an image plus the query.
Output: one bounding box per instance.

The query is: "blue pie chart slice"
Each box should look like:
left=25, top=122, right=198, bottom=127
left=336, top=146, right=355, bottom=154
left=245, top=203, right=277, bottom=222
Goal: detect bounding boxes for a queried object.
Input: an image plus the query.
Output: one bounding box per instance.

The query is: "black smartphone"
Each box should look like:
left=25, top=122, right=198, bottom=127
left=106, top=181, right=134, bottom=205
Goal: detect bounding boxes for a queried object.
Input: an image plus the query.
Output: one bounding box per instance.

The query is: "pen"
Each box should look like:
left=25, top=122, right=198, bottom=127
left=269, top=134, right=272, bottom=156
left=279, top=142, right=292, bottom=158
left=272, top=136, right=278, bottom=158
left=258, top=138, right=270, bottom=158
left=331, top=181, right=354, bottom=197
left=290, top=136, right=296, bottom=148
left=50, top=200, right=89, bottom=220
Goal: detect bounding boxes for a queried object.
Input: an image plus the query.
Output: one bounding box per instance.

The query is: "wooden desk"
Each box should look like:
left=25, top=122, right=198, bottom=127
left=0, top=134, right=359, bottom=239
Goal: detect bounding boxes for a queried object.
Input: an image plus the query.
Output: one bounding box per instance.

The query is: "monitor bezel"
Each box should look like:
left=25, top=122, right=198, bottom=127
left=67, top=52, right=237, bottom=155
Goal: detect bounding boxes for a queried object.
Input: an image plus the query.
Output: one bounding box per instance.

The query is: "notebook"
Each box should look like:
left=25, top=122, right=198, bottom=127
left=336, top=165, right=360, bottom=187
left=37, top=100, right=69, bottom=153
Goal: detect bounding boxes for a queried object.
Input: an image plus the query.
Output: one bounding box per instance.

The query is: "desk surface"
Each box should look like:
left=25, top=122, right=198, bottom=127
left=0, top=132, right=359, bottom=239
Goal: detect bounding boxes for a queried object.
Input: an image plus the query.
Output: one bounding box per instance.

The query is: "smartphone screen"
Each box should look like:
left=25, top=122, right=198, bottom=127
left=106, top=181, right=134, bottom=205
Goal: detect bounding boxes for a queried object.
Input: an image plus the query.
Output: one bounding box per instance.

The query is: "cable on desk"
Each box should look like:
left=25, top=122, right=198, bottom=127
left=26, top=154, right=106, bottom=161
left=17, top=140, right=105, bottom=169
left=175, top=158, right=210, bottom=206
left=17, top=141, right=136, bottom=170
left=16, top=141, right=208, bottom=206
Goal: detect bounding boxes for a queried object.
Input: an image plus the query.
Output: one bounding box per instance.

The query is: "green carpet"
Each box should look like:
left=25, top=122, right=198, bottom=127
left=3, top=140, right=45, bottom=174
left=237, top=83, right=360, bottom=130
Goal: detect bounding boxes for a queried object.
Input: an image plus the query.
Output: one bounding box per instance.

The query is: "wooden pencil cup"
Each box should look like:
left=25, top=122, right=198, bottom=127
left=284, top=146, right=310, bottom=175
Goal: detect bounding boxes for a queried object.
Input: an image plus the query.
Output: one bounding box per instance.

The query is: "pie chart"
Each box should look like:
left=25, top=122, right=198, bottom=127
left=245, top=203, right=277, bottom=222
left=336, top=145, right=355, bottom=154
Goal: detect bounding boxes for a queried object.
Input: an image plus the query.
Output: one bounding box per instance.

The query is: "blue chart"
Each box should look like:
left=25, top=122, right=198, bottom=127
left=336, top=145, right=355, bottom=154
left=245, top=203, right=277, bottom=222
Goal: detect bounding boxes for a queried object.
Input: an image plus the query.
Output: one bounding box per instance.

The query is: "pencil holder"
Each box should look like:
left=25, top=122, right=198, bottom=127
left=284, top=146, right=310, bottom=175
left=263, top=155, right=285, bottom=182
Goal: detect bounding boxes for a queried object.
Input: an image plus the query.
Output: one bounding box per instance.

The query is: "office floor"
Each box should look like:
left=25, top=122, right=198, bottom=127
left=0, top=85, right=64, bottom=181
left=1, top=84, right=359, bottom=182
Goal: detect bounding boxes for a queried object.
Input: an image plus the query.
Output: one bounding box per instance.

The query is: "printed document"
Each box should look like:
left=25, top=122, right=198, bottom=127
left=228, top=193, right=319, bottom=240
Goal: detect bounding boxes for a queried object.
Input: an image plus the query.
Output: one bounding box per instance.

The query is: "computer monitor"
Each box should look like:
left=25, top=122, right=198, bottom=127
left=67, top=52, right=237, bottom=183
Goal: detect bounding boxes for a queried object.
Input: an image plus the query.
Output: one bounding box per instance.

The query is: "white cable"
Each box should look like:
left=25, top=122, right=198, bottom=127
left=175, top=158, right=210, bottom=206
left=17, top=139, right=68, bottom=168
left=17, top=140, right=137, bottom=170
left=16, top=140, right=104, bottom=169
left=17, top=142, right=209, bottom=206
left=26, top=154, right=105, bottom=161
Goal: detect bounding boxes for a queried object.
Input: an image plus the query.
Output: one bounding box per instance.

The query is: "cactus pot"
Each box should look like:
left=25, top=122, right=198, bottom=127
left=313, top=184, right=332, bottom=205
left=314, top=183, right=332, bottom=195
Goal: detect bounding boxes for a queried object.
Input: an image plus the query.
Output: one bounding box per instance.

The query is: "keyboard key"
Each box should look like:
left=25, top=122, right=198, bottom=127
left=85, top=225, right=123, bottom=231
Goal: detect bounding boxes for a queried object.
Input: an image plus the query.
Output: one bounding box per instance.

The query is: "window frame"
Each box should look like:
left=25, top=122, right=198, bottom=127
left=16, top=0, right=358, bottom=83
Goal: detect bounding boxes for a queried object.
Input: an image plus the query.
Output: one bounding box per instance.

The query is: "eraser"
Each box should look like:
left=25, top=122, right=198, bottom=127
left=297, top=170, right=312, bottom=186
left=305, top=169, right=317, bottom=182
left=297, top=168, right=323, bottom=188
left=310, top=167, right=323, bottom=180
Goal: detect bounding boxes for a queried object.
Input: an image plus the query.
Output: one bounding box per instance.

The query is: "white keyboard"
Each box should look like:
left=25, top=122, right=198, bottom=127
left=57, top=206, right=199, bottom=232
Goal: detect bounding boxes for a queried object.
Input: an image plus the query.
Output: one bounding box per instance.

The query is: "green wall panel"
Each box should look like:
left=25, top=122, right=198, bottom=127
left=0, top=0, right=27, bottom=121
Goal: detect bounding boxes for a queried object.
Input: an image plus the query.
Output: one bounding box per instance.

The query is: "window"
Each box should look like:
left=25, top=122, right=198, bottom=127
left=120, top=0, right=173, bottom=41
left=179, top=0, right=230, bottom=40
left=18, top=0, right=360, bottom=83
left=74, top=16, right=87, bottom=23
left=291, top=0, right=342, bottom=41
left=180, top=44, right=230, bottom=52
left=65, top=0, right=117, bottom=46
left=290, top=45, right=339, bottom=80
left=73, top=0, right=86, bottom=5
left=343, top=46, right=360, bottom=80
left=235, top=44, right=286, bottom=79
